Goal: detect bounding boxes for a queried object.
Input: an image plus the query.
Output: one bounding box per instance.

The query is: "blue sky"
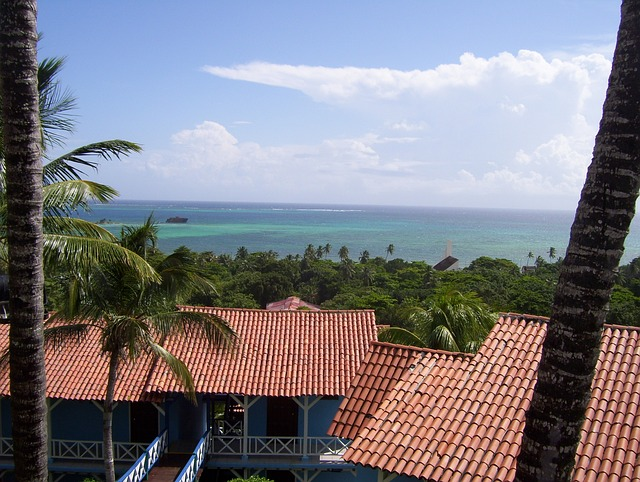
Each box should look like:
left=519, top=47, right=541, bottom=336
left=38, top=1, right=620, bottom=210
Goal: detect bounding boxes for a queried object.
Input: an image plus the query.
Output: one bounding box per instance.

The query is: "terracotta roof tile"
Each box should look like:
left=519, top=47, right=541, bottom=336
left=265, top=296, right=321, bottom=311
left=0, top=307, right=377, bottom=402
left=0, top=323, right=159, bottom=402
left=151, top=306, right=378, bottom=397
left=331, top=314, right=640, bottom=482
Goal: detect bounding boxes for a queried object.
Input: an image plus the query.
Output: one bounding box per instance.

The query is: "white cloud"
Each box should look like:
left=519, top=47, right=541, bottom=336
left=122, top=49, right=612, bottom=209
left=203, top=50, right=611, bottom=104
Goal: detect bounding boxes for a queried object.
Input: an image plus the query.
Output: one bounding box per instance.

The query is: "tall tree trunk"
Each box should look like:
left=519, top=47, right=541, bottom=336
left=103, top=351, right=119, bottom=482
left=515, top=1, right=640, bottom=481
left=0, top=1, right=48, bottom=481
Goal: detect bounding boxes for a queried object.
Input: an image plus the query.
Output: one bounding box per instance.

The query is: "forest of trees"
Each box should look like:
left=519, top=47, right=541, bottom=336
left=49, top=235, right=640, bottom=331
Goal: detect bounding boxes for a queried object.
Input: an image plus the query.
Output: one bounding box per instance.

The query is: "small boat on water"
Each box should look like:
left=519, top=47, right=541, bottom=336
left=166, top=216, right=188, bottom=223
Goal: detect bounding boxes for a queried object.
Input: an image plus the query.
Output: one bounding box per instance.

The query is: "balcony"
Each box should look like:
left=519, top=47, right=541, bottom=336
left=0, top=437, right=148, bottom=474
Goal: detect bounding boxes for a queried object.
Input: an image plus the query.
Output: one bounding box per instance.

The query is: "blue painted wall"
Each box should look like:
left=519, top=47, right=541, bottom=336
left=50, top=399, right=129, bottom=441
left=1, top=398, right=11, bottom=437
left=167, top=395, right=207, bottom=443
left=244, top=396, right=344, bottom=437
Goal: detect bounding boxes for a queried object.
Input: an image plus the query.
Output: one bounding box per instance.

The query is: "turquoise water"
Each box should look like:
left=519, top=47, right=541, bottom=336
left=79, top=200, right=640, bottom=268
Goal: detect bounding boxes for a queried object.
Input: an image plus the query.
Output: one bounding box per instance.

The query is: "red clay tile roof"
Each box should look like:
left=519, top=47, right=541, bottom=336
left=0, top=324, right=161, bottom=403
left=154, top=306, right=378, bottom=397
left=331, top=314, right=640, bottom=482
left=0, top=307, right=377, bottom=402
left=266, top=296, right=321, bottom=311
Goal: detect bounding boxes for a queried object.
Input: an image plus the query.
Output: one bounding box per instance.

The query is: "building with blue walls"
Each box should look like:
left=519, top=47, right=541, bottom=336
left=0, top=305, right=380, bottom=482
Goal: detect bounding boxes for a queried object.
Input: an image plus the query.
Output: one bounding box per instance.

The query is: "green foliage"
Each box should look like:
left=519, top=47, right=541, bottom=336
left=379, top=289, right=495, bottom=353
left=47, top=238, right=640, bottom=329
left=228, top=476, right=275, bottom=482
left=608, top=286, right=640, bottom=326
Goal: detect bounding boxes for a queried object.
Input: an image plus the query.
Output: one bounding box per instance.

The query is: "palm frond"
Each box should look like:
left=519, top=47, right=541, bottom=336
left=147, top=342, right=196, bottom=402
left=43, top=323, right=91, bottom=349
left=120, top=214, right=158, bottom=258
left=43, top=140, right=142, bottom=184
left=151, top=310, right=236, bottom=348
left=43, top=180, right=119, bottom=216
left=43, top=216, right=117, bottom=240
left=429, top=324, right=460, bottom=352
left=377, top=326, right=427, bottom=348
left=43, top=235, right=160, bottom=283
left=38, top=57, right=76, bottom=150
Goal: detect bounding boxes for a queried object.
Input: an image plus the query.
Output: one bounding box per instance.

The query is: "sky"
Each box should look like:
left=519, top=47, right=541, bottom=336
left=37, top=1, right=621, bottom=210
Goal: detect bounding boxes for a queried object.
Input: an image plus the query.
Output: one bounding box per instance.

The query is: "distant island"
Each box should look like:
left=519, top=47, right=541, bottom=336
left=166, top=216, right=188, bottom=224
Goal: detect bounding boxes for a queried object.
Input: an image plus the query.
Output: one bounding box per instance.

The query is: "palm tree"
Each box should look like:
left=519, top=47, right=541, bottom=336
left=359, top=250, right=370, bottom=264
left=516, top=2, right=640, bottom=480
left=547, top=246, right=557, bottom=262
left=386, top=243, right=395, bottom=260
left=323, top=243, right=332, bottom=258
left=338, top=245, right=350, bottom=262
left=52, top=222, right=236, bottom=482
left=120, top=213, right=158, bottom=259
left=526, top=251, right=534, bottom=266
left=378, top=289, right=495, bottom=353
left=0, top=56, right=152, bottom=281
left=304, top=243, right=317, bottom=261
left=0, top=3, right=47, bottom=479
left=0, top=50, right=152, bottom=480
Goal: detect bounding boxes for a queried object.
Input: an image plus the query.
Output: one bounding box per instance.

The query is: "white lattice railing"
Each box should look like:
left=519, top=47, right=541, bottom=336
left=175, top=429, right=211, bottom=482
left=118, top=430, right=168, bottom=482
left=0, top=438, right=147, bottom=462
left=209, top=436, right=350, bottom=458
left=0, top=438, right=12, bottom=457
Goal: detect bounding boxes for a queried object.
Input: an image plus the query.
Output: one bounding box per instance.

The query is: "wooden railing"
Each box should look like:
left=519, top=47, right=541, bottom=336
left=209, top=435, right=350, bottom=459
left=0, top=437, right=147, bottom=463
left=175, top=429, right=211, bottom=482
left=118, top=430, right=168, bottom=482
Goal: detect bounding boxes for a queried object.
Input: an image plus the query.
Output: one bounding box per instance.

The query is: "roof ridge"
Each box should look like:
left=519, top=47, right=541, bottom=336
left=371, top=340, right=474, bottom=358
left=500, top=312, right=640, bottom=332
left=499, top=312, right=550, bottom=323
left=178, top=304, right=376, bottom=313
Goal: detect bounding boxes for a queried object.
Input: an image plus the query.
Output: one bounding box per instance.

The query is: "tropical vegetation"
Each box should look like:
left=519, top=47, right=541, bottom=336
left=377, top=289, right=495, bottom=352
left=50, top=217, right=236, bottom=482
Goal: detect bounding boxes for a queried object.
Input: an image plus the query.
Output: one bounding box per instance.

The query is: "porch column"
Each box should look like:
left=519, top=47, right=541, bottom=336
left=293, top=396, right=321, bottom=461
left=230, top=394, right=260, bottom=460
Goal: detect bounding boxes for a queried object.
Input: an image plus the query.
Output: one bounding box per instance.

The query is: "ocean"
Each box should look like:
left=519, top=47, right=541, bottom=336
left=78, top=200, right=640, bottom=268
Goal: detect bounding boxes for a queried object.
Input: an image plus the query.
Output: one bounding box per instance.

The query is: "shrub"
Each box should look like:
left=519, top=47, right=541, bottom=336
left=228, top=476, right=274, bottom=482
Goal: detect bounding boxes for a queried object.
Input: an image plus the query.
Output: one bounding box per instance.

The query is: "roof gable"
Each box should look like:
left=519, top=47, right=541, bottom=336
left=333, top=314, right=640, bottom=481
left=334, top=314, right=545, bottom=481
left=155, top=306, right=378, bottom=397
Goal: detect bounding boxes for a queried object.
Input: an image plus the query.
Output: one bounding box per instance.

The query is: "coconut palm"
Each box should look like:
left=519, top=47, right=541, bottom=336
left=515, top=2, right=640, bottom=480
left=120, top=213, right=158, bottom=260
left=359, top=250, right=370, bottom=264
left=51, top=221, right=236, bottom=482
left=386, top=243, right=395, bottom=260
left=0, top=4, right=47, bottom=479
left=323, top=243, right=332, bottom=258
left=338, top=245, right=350, bottom=262
left=378, top=289, right=495, bottom=353
left=0, top=51, right=153, bottom=480
left=0, top=56, right=153, bottom=280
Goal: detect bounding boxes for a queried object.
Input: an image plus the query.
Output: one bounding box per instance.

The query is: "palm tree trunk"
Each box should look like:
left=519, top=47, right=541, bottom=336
left=0, top=1, right=48, bottom=481
left=103, top=351, right=119, bottom=482
left=515, top=1, right=640, bottom=481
